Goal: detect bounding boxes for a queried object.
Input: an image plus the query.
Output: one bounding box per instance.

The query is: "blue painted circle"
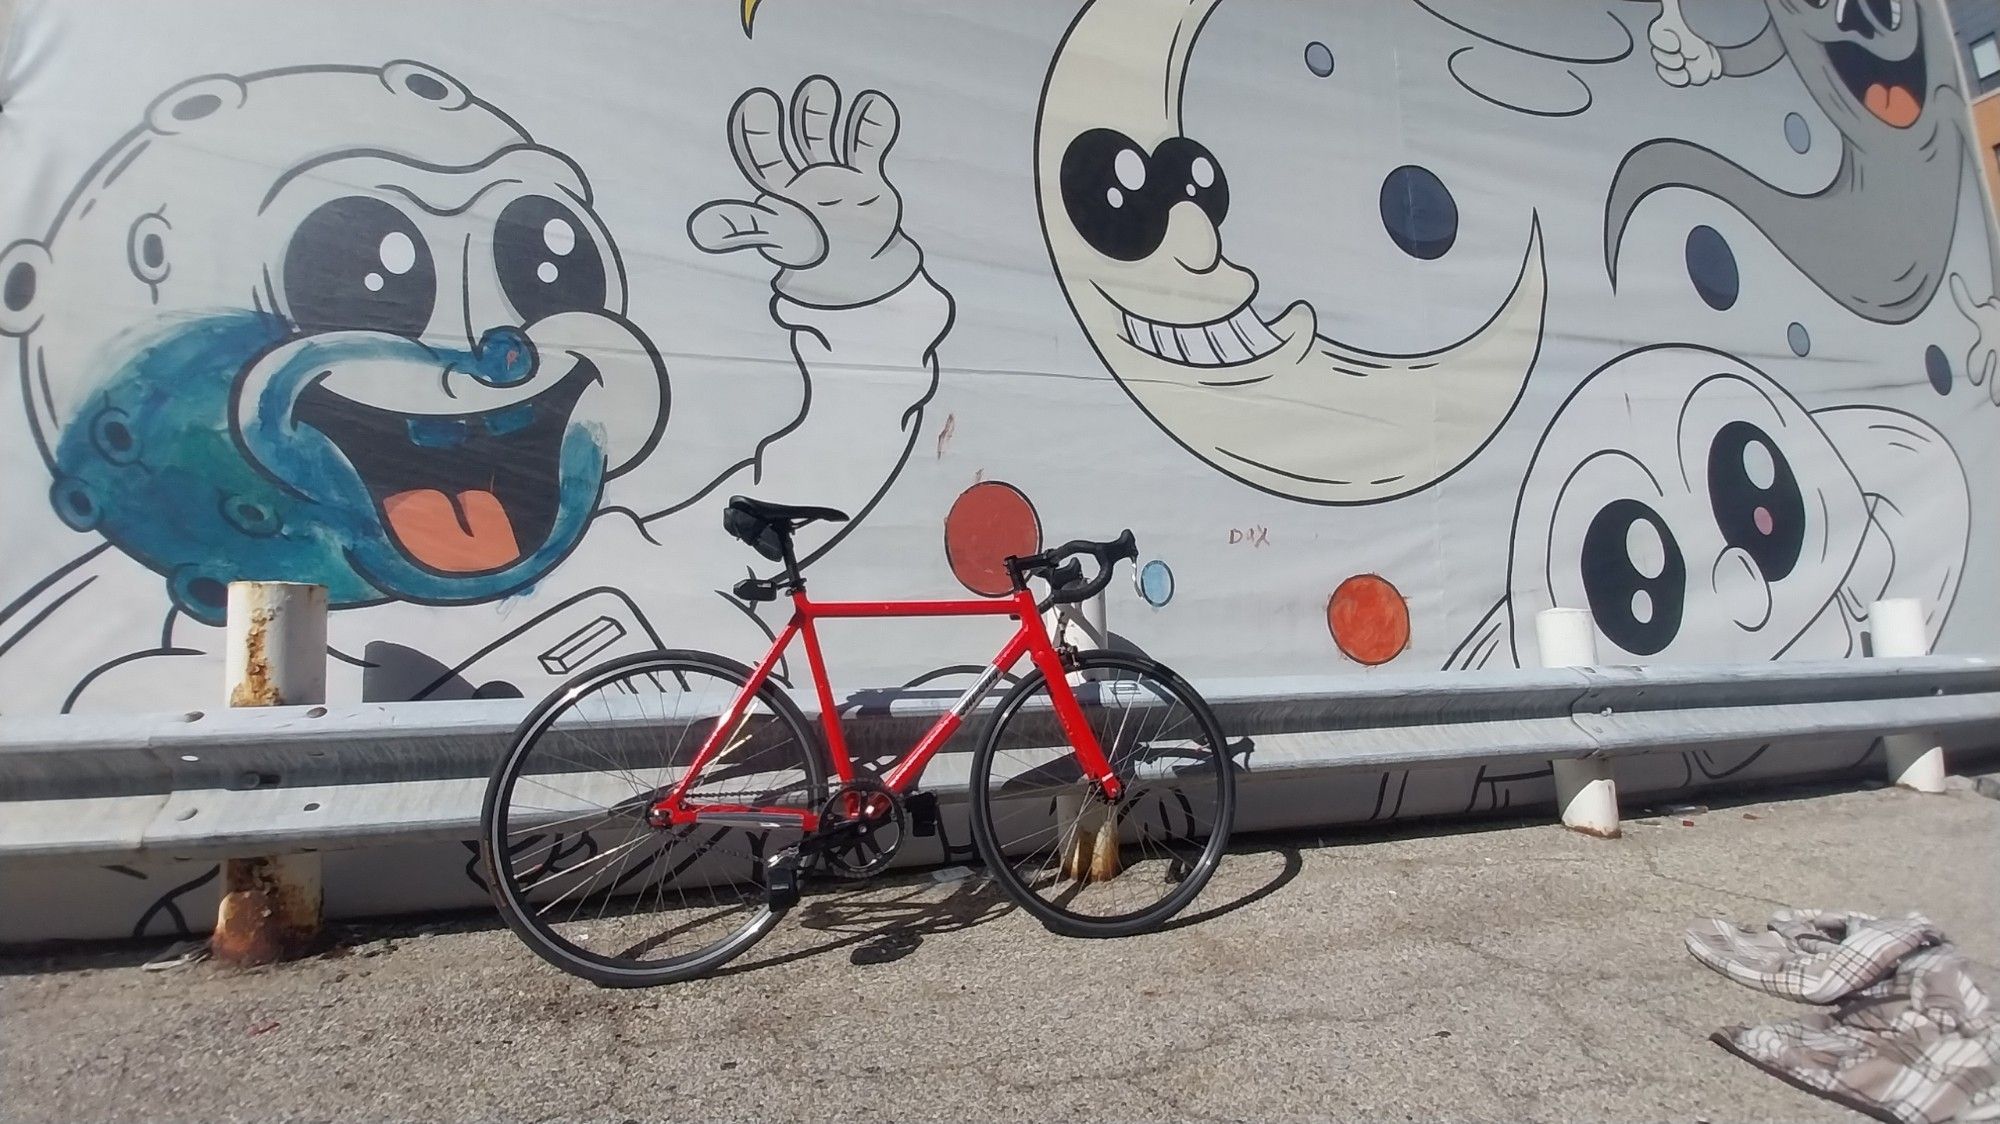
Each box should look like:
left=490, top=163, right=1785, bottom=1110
left=1784, top=113, right=1811, bottom=153
left=473, top=325, right=537, bottom=387
left=1787, top=322, right=1810, bottom=356
left=1925, top=344, right=1953, bottom=395
left=1304, top=41, right=1335, bottom=78
left=221, top=495, right=281, bottom=538
left=1379, top=166, right=1458, bottom=260
left=50, top=476, right=101, bottom=531
left=90, top=407, right=141, bottom=464
left=1137, top=559, right=1175, bottom=608
left=1685, top=226, right=1739, bottom=311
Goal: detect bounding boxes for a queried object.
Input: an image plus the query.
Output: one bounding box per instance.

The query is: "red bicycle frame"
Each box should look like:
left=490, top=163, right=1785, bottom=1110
left=651, top=585, right=1123, bottom=832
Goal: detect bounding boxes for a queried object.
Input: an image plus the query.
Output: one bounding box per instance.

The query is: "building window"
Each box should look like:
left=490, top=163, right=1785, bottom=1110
left=1975, top=35, right=2000, bottom=81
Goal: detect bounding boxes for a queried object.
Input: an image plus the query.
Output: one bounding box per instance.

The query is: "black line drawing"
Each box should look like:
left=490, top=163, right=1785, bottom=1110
left=1034, top=0, right=1549, bottom=505
left=1606, top=0, right=2000, bottom=383
left=0, top=65, right=952, bottom=712
left=1455, top=344, right=1968, bottom=671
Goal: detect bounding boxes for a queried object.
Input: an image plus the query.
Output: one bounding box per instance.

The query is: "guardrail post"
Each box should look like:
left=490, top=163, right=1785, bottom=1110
left=211, top=581, right=327, bottom=966
left=1870, top=598, right=1946, bottom=794
left=1537, top=608, right=1620, bottom=838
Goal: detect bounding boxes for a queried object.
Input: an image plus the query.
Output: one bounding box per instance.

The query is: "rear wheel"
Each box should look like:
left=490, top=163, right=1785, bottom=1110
left=480, top=651, right=825, bottom=987
left=968, top=651, right=1234, bottom=937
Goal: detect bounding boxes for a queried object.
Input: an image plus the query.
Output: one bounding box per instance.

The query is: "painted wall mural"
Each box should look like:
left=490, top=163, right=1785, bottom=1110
left=2, top=0, right=1998, bottom=938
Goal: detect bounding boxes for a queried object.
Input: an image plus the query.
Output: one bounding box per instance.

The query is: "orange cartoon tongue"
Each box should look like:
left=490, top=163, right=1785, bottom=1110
left=381, top=489, right=522, bottom=573
left=1864, top=83, right=1921, bottom=128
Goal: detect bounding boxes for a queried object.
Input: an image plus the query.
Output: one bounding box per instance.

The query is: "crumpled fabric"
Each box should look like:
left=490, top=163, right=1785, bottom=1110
left=1686, top=910, right=2000, bottom=1124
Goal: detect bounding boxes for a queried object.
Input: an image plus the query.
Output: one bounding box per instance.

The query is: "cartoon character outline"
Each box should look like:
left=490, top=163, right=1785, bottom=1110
left=0, top=63, right=951, bottom=711
left=1608, top=0, right=2000, bottom=388
left=1034, top=0, right=1550, bottom=506
left=1450, top=344, right=1969, bottom=671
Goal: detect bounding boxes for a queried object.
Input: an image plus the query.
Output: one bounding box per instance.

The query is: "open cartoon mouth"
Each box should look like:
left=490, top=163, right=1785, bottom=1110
left=1100, top=286, right=1286, bottom=371
left=1825, top=38, right=1927, bottom=128
left=294, top=360, right=600, bottom=575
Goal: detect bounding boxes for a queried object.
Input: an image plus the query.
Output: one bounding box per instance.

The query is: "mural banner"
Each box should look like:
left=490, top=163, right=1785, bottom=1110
left=2, top=1, right=1997, bottom=799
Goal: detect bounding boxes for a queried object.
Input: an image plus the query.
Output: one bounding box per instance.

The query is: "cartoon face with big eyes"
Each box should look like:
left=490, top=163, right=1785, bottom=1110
left=1460, top=346, right=1968, bottom=668
left=1035, top=0, right=1548, bottom=506
left=1776, top=0, right=1948, bottom=133
left=0, top=63, right=667, bottom=623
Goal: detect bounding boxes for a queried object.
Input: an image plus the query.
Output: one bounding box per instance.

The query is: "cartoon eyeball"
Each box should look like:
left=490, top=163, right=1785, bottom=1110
left=1511, top=346, right=1963, bottom=665
left=2, top=62, right=667, bottom=623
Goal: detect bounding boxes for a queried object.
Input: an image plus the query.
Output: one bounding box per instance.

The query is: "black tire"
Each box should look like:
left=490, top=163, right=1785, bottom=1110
left=968, top=650, right=1234, bottom=937
left=480, top=650, right=825, bottom=987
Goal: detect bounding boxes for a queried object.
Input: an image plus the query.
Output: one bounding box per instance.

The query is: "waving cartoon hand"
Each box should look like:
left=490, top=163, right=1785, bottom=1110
left=1649, top=0, right=1723, bottom=88
left=690, top=77, right=923, bottom=308
left=1951, top=275, right=2000, bottom=404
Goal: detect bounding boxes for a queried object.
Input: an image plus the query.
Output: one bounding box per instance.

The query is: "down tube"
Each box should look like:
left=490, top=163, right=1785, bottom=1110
left=880, top=626, right=1037, bottom=791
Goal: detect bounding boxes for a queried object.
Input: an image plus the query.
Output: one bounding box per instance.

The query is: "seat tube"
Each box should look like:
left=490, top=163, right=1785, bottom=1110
left=795, top=610, right=853, bottom=784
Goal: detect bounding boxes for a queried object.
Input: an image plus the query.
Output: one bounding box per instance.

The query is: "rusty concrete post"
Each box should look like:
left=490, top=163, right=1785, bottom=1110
left=1537, top=608, right=1620, bottom=839
left=212, top=581, right=327, bottom=966
left=1870, top=598, right=1946, bottom=794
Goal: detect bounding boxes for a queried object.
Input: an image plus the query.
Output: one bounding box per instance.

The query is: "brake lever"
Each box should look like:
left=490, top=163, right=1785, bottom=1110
left=1034, top=559, right=1087, bottom=613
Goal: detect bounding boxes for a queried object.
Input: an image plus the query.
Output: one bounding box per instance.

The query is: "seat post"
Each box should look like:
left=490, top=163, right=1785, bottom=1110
left=779, top=530, right=805, bottom=592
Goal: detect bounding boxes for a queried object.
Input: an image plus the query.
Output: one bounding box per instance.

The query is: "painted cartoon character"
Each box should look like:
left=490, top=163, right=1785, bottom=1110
left=1608, top=0, right=2000, bottom=386
left=1035, top=0, right=1549, bottom=505
left=0, top=64, right=950, bottom=711
left=1450, top=345, right=1968, bottom=671
left=0, top=63, right=667, bottom=624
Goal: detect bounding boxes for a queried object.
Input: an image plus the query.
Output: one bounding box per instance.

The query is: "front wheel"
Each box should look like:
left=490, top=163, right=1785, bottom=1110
left=968, top=651, right=1234, bottom=938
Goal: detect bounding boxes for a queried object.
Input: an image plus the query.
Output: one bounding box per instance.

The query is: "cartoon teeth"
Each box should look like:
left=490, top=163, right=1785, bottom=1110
left=1120, top=305, right=1284, bottom=368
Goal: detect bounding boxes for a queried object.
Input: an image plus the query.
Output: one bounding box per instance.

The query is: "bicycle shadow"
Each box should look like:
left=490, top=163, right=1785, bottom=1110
left=713, top=872, right=1015, bottom=975
left=710, top=837, right=1304, bottom=976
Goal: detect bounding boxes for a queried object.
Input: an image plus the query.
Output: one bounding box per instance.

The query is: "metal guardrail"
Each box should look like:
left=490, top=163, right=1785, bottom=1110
left=3, top=656, right=1998, bottom=862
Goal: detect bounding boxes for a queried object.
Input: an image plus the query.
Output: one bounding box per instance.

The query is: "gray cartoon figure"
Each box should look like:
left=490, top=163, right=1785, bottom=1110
left=1607, top=0, right=2000, bottom=390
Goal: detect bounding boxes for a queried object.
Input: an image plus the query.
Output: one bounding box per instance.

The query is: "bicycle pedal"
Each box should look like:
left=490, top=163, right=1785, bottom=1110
left=766, top=850, right=802, bottom=910
left=906, top=791, right=939, bottom=837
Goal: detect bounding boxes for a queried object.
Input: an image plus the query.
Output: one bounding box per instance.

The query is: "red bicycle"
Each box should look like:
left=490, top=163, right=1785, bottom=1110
left=480, top=496, right=1235, bottom=987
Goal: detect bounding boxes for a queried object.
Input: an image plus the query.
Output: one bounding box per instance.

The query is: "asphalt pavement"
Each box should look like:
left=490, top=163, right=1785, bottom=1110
left=5, top=778, right=1998, bottom=1123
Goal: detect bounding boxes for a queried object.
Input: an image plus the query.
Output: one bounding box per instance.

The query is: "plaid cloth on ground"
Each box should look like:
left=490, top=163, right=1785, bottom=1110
left=1685, top=910, right=2000, bottom=1124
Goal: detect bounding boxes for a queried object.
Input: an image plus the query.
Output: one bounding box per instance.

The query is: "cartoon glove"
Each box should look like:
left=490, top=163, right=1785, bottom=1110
left=1650, top=2, right=1724, bottom=88
left=689, top=76, right=924, bottom=309
left=1951, top=274, right=2000, bottom=405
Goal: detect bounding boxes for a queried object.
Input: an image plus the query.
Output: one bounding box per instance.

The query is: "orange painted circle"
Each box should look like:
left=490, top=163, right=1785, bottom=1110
left=1328, top=574, right=1410, bottom=666
left=944, top=482, right=1042, bottom=597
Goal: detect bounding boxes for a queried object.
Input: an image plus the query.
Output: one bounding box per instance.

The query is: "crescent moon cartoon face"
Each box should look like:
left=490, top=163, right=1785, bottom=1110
left=1034, top=0, right=1549, bottom=505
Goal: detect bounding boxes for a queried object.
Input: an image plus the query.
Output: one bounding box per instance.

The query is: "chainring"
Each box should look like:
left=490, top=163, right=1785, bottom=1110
left=814, top=779, right=907, bottom=879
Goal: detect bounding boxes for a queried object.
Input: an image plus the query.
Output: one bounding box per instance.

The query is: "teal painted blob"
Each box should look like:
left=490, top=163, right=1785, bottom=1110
left=52, top=310, right=607, bottom=624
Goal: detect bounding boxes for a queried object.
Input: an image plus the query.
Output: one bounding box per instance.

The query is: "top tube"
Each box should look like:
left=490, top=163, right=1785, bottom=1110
left=795, top=592, right=1034, bottom=620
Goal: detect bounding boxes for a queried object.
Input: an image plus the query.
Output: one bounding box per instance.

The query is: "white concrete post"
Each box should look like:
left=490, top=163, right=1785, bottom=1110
left=213, top=581, right=328, bottom=965
left=1536, top=608, right=1620, bottom=838
left=1869, top=598, right=1946, bottom=794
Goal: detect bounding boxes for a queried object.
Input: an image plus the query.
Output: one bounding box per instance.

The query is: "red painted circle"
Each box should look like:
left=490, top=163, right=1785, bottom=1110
left=944, top=482, right=1041, bottom=597
left=1328, top=574, right=1410, bottom=666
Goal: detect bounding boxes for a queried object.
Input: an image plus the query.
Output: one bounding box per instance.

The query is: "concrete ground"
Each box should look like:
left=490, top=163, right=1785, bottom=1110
left=5, top=780, right=1998, bottom=1123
